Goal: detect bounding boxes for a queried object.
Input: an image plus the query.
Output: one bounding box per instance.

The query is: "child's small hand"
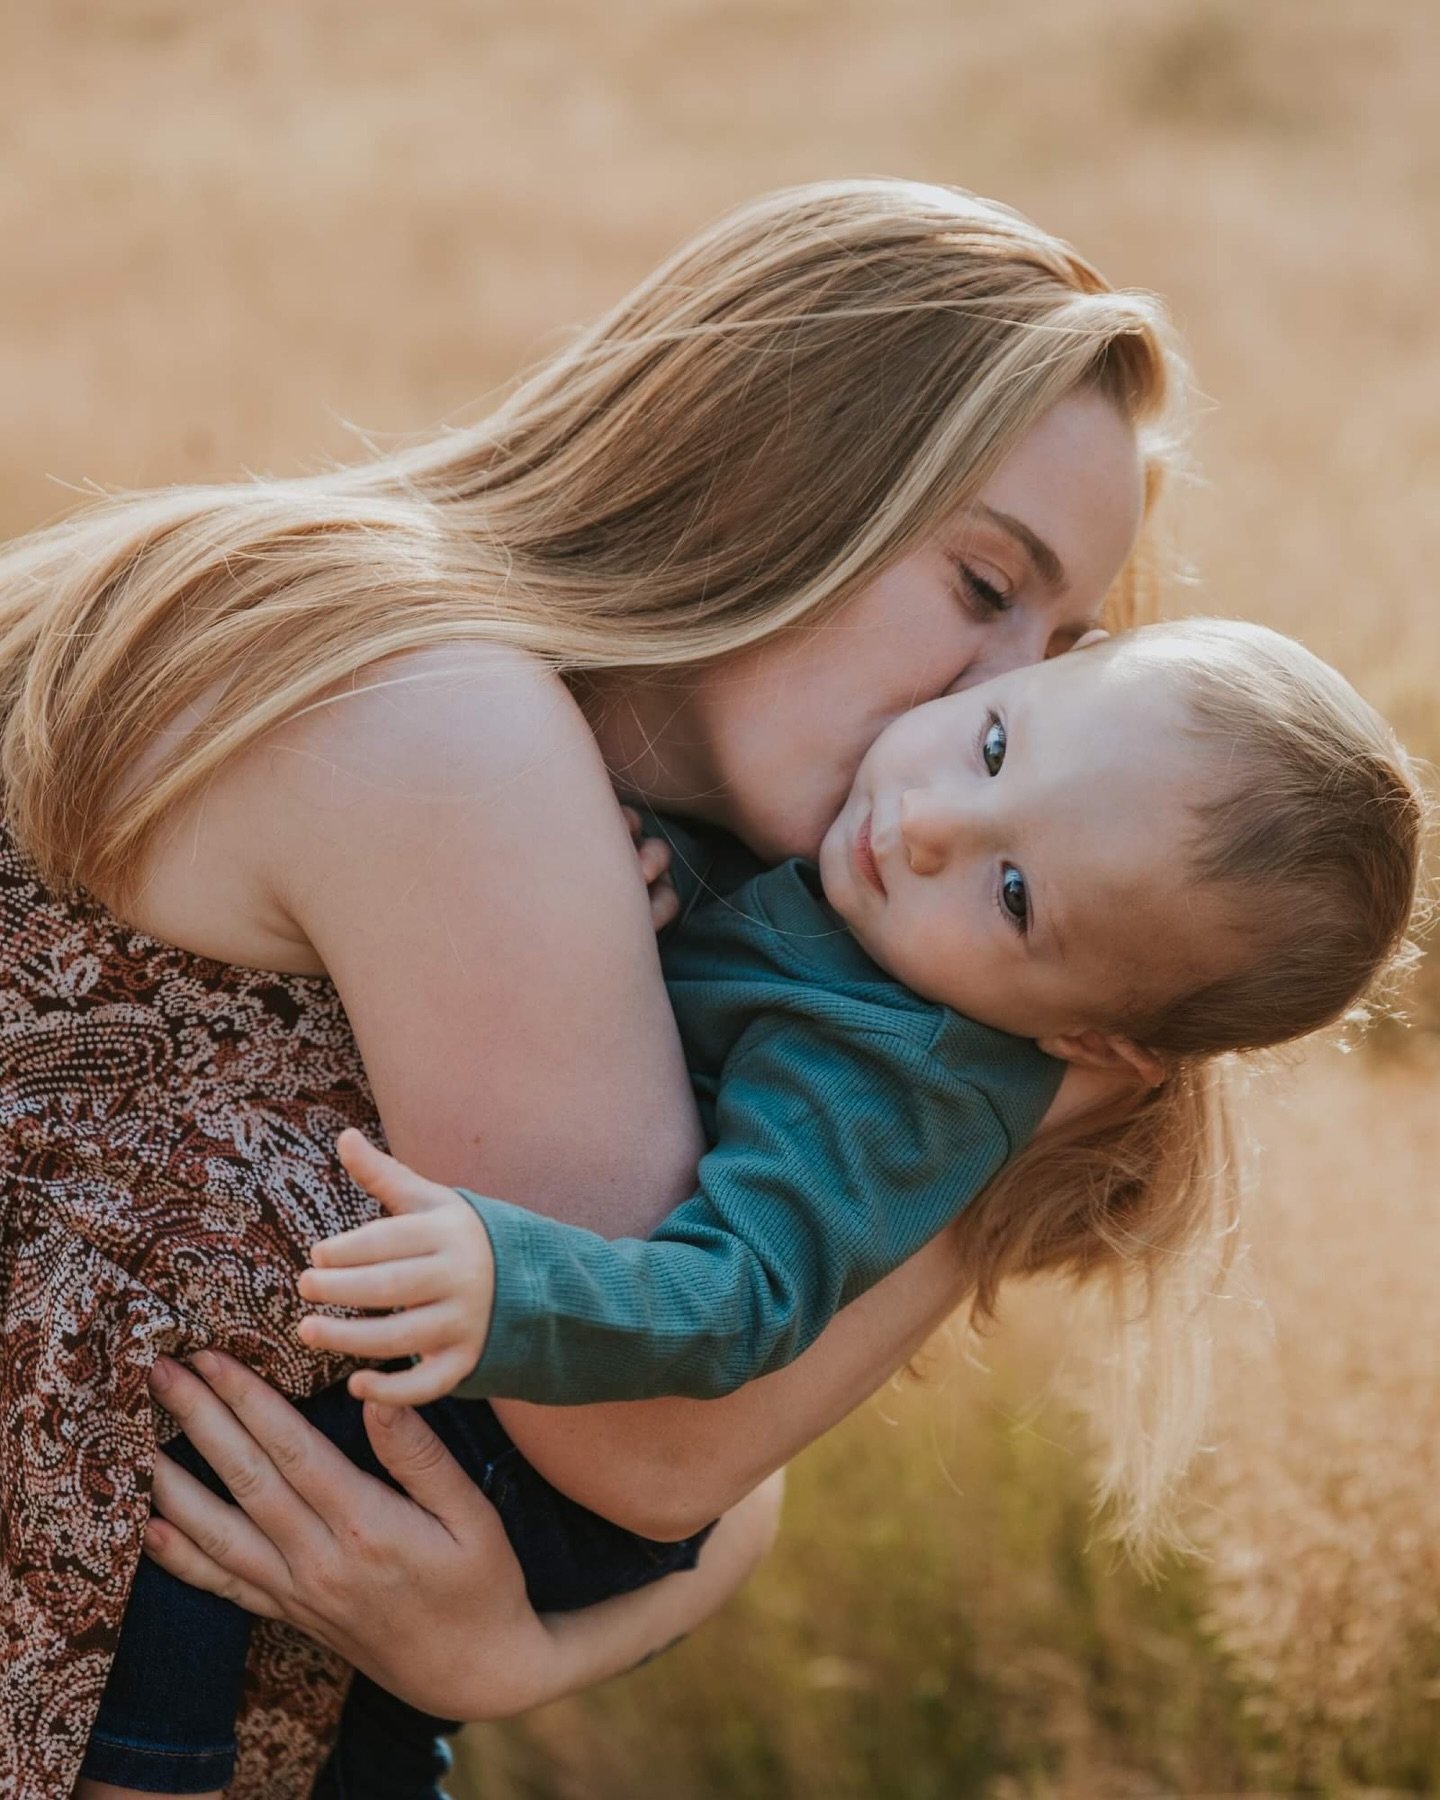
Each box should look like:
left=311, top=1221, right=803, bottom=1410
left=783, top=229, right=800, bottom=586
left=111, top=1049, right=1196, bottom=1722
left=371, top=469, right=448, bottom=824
left=621, top=804, right=680, bottom=932
left=297, top=1129, right=495, bottom=1407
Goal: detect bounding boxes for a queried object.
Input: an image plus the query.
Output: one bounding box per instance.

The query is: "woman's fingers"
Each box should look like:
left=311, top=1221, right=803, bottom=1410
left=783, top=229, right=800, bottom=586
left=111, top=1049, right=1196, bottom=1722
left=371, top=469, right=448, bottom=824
left=298, top=1256, right=448, bottom=1310
left=299, top=1304, right=460, bottom=1360
left=361, top=1401, right=503, bottom=1540
left=310, top=1212, right=440, bottom=1270
left=142, top=1515, right=283, bottom=1620
left=149, top=1357, right=326, bottom=1548
left=153, top=1351, right=360, bottom=1526
left=148, top=1452, right=293, bottom=1607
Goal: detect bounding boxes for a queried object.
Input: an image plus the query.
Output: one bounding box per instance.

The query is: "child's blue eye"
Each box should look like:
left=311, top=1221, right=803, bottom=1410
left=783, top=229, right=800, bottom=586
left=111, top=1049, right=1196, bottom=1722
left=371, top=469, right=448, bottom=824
left=1000, top=865, right=1029, bottom=927
left=981, top=716, right=1007, bottom=776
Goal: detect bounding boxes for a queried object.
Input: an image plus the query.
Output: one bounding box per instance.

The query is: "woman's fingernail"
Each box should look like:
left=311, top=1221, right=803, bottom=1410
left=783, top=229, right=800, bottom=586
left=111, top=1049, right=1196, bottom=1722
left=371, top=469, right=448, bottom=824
left=192, top=1349, right=219, bottom=1378
left=150, top=1357, right=174, bottom=1392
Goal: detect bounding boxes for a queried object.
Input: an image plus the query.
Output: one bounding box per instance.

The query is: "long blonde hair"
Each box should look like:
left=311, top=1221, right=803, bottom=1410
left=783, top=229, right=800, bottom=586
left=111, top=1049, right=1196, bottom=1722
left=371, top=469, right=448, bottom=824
left=962, top=620, right=1426, bottom=1564
left=0, top=178, right=1182, bottom=902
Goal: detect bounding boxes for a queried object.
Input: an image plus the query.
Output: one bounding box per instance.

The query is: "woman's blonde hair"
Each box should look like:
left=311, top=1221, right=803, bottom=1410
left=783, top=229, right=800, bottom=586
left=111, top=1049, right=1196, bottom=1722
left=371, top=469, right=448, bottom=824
left=0, top=177, right=1195, bottom=1541
left=962, top=619, right=1426, bottom=1566
left=0, top=177, right=1182, bottom=902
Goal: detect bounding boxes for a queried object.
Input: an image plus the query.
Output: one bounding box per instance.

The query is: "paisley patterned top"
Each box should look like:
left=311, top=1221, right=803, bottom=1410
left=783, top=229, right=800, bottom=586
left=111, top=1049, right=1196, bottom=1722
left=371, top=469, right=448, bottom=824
left=0, top=816, right=386, bottom=1798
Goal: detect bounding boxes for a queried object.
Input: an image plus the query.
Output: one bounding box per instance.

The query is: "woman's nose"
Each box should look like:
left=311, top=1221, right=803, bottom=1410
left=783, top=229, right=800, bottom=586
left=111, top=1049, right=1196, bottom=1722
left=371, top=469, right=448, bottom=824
left=969, top=610, right=1063, bottom=681
left=899, top=787, right=965, bottom=877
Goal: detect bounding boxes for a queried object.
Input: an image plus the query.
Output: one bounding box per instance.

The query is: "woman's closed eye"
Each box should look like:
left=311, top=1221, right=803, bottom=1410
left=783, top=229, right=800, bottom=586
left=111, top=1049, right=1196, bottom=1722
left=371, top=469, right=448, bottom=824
left=954, top=559, right=1012, bottom=619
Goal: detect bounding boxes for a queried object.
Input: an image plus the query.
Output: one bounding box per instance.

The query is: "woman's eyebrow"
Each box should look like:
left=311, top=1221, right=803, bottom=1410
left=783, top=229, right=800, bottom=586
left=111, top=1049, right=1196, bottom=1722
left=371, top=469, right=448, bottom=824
left=977, top=506, right=1066, bottom=590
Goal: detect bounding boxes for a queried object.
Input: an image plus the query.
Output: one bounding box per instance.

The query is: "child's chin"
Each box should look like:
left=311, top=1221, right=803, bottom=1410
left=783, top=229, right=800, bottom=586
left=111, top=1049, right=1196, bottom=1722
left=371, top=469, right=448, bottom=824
left=815, top=825, right=853, bottom=913
left=823, top=877, right=870, bottom=944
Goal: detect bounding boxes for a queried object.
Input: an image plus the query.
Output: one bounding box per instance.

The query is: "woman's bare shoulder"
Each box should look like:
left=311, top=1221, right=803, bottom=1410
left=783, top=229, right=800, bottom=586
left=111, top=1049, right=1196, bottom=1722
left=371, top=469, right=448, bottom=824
left=129, top=644, right=601, bottom=971
left=272, top=642, right=597, bottom=802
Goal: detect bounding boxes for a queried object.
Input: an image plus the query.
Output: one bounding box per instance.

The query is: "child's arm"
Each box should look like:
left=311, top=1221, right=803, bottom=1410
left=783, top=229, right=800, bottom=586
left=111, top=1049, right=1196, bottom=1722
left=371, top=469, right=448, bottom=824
left=301, top=1015, right=1059, bottom=1406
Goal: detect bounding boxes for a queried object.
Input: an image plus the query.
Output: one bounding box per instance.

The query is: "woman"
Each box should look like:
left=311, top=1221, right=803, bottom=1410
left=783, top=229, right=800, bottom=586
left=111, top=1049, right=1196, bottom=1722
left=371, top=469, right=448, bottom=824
left=0, top=179, right=1179, bottom=1797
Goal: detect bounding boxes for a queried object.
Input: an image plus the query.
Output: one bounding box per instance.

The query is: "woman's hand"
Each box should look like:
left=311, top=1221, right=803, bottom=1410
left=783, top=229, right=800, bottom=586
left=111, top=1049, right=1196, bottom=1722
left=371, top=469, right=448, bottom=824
left=143, top=1349, right=780, bottom=1720
left=143, top=1350, right=558, bottom=1721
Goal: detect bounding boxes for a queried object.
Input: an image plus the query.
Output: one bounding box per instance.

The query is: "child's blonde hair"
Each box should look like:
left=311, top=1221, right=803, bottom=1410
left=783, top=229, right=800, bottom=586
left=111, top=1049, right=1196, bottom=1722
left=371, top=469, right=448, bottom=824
left=962, top=618, right=1426, bottom=1564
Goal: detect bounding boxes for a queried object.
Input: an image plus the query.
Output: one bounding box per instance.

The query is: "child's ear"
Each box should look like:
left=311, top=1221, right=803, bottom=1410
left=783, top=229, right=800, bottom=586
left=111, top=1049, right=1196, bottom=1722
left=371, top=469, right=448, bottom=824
left=1036, top=1028, right=1166, bottom=1088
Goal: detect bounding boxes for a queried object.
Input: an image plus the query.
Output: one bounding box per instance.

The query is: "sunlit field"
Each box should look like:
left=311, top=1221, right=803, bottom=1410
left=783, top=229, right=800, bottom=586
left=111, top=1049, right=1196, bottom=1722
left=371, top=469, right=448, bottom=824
left=5, top=1, right=1437, bottom=1792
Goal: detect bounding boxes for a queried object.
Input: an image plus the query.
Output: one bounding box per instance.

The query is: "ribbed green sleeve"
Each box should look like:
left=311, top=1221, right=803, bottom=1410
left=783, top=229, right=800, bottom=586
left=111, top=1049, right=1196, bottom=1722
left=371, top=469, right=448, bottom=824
left=452, top=1010, right=1035, bottom=1404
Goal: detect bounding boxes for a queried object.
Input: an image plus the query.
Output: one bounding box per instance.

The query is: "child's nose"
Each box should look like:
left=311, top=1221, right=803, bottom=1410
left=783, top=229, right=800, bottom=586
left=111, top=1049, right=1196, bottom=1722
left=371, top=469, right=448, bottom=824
left=899, top=787, right=968, bottom=876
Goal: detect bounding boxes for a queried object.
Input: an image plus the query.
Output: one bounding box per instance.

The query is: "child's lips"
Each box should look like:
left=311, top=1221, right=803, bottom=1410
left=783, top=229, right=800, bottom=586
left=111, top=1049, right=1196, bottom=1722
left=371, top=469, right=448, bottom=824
left=855, top=811, right=886, bottom=896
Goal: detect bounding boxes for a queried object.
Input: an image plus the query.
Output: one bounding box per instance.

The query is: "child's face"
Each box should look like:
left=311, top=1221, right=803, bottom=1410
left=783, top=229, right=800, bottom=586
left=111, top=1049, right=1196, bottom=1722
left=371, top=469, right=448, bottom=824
left=817, top=643, right=1223, bottom=1049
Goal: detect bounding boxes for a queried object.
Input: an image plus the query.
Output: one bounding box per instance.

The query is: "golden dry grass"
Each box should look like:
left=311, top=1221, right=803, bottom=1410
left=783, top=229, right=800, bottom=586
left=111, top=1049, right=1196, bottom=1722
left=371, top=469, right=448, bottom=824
left=5, top=1, right=1438, bottom=1791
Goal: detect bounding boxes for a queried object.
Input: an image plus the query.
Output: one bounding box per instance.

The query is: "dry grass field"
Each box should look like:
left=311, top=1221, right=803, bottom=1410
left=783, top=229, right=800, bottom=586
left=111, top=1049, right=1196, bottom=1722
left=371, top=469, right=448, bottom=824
left=4, top=1, right=1438, bottom=1793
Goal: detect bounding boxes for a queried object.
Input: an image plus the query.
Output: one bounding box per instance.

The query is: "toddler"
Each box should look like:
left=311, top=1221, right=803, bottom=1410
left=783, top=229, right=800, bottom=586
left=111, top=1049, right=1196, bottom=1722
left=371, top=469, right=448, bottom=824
left=300, top=618, right=1422, bottom=1420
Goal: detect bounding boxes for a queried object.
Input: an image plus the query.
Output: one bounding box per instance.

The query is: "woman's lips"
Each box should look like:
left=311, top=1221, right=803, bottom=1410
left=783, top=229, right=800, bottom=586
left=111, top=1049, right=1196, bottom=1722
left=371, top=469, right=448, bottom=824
left=855, top=811, right=886, bottom=896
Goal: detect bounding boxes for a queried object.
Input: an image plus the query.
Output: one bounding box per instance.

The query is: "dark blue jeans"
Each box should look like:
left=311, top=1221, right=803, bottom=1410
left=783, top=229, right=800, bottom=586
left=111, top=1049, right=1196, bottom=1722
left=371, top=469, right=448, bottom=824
left=80, top=1381, right=712, bottom=1796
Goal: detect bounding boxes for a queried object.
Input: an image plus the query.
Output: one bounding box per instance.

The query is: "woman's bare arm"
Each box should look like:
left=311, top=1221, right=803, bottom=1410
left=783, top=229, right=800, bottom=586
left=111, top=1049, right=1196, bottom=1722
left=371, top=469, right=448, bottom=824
left=497, top=1226, right=973, bottom=1540
left=205, top=642, right=948, bottom=1538
left=529, top=1470, right=784, bottom=1708
left=263, top=645, right=705, bottom=1231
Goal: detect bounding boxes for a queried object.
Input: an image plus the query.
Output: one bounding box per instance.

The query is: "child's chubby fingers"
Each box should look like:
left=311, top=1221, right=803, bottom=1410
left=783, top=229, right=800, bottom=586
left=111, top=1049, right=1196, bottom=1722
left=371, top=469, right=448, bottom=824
left=297, top=1304, right=468, bottom=1361
left=337, top=1128, right=461, bottom=1217
left=347, top=1352, right=474, bottom=1408
left=648, top=878, right=680, bottom=932
left=297, top=1256, right=448, bottom=1312
left=309, top=1211, right=443, bottom=1270
left=635, top=835, right=672, bottom=885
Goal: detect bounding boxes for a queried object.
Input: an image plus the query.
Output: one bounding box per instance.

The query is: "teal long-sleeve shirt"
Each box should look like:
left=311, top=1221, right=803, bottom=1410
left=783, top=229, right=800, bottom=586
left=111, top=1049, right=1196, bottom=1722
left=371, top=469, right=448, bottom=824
left=453, top=824, right=1062, bottom=1405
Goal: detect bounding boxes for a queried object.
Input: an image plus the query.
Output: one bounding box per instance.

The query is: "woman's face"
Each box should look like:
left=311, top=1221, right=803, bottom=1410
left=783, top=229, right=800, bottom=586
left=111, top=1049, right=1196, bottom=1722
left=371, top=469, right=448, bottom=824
left=687, top=387, right=1146, bottom=863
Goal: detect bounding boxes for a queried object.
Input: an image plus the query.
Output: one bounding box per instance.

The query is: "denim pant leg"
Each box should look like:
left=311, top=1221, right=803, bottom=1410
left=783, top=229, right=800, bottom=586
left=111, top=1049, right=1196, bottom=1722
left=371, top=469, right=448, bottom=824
left=79, top=1446, right=257, bottom=1793
left=308, top=1676, right=461, bottom=1800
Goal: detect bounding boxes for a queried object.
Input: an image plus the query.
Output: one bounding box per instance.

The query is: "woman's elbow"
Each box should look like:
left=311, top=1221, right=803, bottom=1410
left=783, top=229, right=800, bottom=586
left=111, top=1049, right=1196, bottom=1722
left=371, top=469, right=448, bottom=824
left=601, top=1470, right=745, bottom=1544
left=494, top=1395, right=775, bottom=1541
left=644, top=1466, right=786, bottom=1562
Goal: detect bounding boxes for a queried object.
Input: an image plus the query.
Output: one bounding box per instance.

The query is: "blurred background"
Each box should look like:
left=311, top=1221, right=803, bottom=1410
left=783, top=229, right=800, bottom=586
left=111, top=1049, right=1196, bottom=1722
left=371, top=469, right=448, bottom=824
left=6, top=1, right=1438, bottom=1793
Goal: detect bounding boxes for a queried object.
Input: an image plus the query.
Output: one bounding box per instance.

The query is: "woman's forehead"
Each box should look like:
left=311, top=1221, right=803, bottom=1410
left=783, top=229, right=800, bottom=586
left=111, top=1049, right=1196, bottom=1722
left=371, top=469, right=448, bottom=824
left=975, top=392, right=1144, bottom=581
